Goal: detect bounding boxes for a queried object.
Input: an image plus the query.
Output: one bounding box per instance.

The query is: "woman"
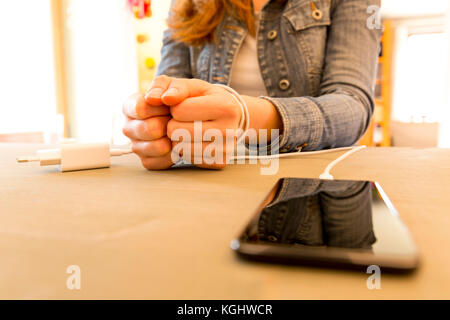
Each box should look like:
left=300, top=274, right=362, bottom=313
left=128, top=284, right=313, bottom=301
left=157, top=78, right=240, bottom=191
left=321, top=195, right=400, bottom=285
left=122, top=0, right=381, bottom=170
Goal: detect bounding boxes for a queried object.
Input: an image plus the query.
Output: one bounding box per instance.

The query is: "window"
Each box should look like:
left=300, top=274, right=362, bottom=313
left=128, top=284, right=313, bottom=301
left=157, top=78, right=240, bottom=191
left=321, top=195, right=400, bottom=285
left=392, top=22, right=450, bottom=147
left=393, top=32, right=447, bottom=123
left=0, top=0, right=58, bottom=137
left=64, top=0, right=138, bottom=144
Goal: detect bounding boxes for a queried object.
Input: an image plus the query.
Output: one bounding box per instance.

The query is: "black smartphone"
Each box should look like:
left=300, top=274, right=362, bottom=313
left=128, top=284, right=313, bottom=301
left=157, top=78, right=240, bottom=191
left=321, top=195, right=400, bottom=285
left=232, top=178, right=419, bottom=272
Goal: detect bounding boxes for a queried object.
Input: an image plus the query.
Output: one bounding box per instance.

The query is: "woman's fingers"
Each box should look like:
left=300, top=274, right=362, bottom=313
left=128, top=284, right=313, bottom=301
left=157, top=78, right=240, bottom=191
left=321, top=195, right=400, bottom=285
left=167, top=118, right=241, bottom=140
left=123, top=116, right=171, bottom=141
left=123, top=93, right=170, bottom=120
left=161, top=78, right=213, bottom=106
left=144, top=75, right=172, bottom=106
left=135, top=139, right=233, bottom=171
left=169, top=94, right=239, bottom=122
left=140, top=152, right=175, bottom=171
left=131, top=137, right=172, bottom=158
left=126, top=76, right=243, bottom=171
left=130, top=135, right=174, bottom=171
left=171, top=140, right=236, bottom=169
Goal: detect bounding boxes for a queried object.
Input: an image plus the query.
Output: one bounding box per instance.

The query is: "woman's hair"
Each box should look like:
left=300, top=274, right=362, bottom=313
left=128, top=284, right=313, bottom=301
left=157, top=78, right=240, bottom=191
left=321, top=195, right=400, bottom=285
left=167, top=0, right=255, bottom=46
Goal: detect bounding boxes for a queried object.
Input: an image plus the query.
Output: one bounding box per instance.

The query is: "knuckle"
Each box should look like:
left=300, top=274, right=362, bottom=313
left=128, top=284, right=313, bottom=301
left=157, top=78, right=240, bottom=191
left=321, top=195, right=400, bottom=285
left=146, top=117, right=163, bottom=139
left=157, top=117, right=168, bottom=137
left=141, top=158, right=152, bottom=170
left=155, top=75, right=169, bottom=82
left=166, top=120, right=175, bottom=138
left=143, top=118, right=155, bottom=138
left=131, top=142, right=139, bottom=153
left=122, top=123, right=133, bottom=137
left=135, top=97, right=147, bottom=119
left=158, top=138, right=172, bottom=154
left=141, top=156, right=171, bottom=171
left=170, top=106, right=182, bottom=120
left=134, top=104, right=142, bottom=119
left=123, top=93, right=141, bottom=118
left=152, top=75, right=170, bottom=87
left=189, top=78, right=210, bottom=93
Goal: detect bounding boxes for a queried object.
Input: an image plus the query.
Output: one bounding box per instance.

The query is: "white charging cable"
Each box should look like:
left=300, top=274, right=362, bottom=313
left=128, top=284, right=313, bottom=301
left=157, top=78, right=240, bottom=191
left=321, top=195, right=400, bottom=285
left=318, top=145, right=366, bottom=180
left=214, top=84, right=367, bottom=179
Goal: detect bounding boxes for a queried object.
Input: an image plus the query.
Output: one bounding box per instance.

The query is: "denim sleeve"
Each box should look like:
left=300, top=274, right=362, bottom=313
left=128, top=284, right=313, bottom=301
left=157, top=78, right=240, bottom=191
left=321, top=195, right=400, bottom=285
left=155, top=1, right=192, bottom=78
left=262, top=0, right=381, bottom=152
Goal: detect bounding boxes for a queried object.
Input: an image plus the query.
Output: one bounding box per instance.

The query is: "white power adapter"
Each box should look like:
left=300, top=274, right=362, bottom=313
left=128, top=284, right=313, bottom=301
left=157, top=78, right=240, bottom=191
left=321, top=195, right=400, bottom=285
left=17, top=142, right=132, bottom=172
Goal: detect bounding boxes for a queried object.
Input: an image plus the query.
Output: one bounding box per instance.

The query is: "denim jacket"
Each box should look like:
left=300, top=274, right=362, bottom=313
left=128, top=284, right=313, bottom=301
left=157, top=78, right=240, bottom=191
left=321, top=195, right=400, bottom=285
left=258, top=179, right=376, bottom=248
left=157, top=0, right=381, bottom=152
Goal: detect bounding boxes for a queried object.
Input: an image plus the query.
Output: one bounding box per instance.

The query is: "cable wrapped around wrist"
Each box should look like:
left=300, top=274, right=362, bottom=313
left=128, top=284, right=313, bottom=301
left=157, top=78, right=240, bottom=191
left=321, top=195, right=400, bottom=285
left=172, top=84, right=250, bottom=167
left=213, top=84, right=250, bottom=146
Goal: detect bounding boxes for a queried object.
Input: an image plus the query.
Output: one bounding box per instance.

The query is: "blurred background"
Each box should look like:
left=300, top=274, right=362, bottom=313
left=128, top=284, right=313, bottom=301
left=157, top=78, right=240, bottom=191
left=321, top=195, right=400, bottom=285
left=0, top=0, right=449, bottom=148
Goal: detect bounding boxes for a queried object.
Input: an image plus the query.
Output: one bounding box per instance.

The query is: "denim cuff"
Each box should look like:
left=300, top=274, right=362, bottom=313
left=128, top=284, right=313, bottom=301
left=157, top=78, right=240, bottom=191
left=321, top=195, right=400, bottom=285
left=260, top=96, right=324, bottom=152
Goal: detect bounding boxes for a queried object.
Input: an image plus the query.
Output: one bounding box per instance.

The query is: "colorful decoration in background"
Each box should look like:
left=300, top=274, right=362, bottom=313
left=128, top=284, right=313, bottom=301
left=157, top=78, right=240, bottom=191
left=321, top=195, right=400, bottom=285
left=128, top=0, right=152, bottom=19
left=136, top=33, right=148, bottom=44
left=145, top=57, right=156, bottom=69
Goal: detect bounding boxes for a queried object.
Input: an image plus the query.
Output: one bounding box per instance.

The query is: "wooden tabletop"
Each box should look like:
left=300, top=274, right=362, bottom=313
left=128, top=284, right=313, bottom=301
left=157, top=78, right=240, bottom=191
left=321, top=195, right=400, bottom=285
left=1, top=143, right=449, bottom=299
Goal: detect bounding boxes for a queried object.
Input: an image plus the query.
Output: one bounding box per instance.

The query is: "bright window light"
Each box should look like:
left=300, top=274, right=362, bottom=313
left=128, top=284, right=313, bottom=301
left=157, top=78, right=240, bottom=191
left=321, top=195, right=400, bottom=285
left=392, top=31, right=450, bottom=146
left=399, top=33, right=447, bottom=122
left=64, top=0, right=138, bottom=144
left=0, top=0, right=57, bottom=135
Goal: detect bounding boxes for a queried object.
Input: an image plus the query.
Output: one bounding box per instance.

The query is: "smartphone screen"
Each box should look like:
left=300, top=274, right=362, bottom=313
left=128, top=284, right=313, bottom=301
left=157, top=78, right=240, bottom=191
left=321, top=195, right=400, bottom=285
left=232, top=178, right=419, bottom=272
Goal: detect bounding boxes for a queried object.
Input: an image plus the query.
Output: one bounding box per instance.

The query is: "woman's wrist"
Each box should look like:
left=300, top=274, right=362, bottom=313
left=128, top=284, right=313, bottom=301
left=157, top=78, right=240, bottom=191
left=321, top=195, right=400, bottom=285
left=242, top=95, right=283, bottom=142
